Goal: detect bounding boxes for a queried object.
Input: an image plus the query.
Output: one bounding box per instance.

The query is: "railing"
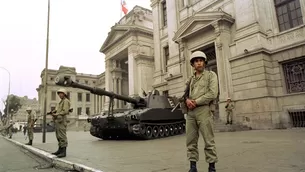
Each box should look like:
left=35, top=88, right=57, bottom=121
left=288, top=109, right=305, bottom=127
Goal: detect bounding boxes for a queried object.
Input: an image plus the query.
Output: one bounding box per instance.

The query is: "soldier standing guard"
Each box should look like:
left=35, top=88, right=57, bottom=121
left=225, top=98, right=234, bottom=125
left=8, top=119, right=14, bottom=139
left=184, top=51, right=219, bottom=172
left=51, top=88, right=71, bottom=158
left=25, top=107, right=35, bottom=145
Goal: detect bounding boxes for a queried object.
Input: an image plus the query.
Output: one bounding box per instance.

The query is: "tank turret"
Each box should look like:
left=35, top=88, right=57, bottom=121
left=54, top=75, right=185, bottom=140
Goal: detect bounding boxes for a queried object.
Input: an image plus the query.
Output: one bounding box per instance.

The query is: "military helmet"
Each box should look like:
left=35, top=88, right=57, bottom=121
left=57, top=88, right=67, bottom=96
left=26, top=107, right=32, bottom=111
left=190, top=51, right=208, bottom=65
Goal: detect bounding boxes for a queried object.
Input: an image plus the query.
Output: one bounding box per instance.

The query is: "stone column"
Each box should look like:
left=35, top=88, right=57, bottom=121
left=104, top=59, right=113, bottom=111
left=128, top=45, right=138, bottom=96
left=212, top=20, right=234, bottom=121
left=135, top=55, right=154, bottom=95
left=151, top=0, right=163, bottom=84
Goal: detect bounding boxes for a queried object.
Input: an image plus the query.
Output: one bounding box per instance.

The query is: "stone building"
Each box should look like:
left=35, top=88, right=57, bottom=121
left=145, top=0, right=305, bottom=129
left=13, top=96, right=39, bottom=122
left=36, top=66, right=105, bottom=121
left=100, top=5, right=155, bottom=109
left=100, top=0, right=305, bottom=129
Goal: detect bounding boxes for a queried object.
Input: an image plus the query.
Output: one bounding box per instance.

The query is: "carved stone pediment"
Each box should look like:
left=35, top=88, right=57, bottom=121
left=173, top=11, right=235, bottom=42
left=100, top=25, right=130, bottom=53
left=57, top=66, right=76, bottom=75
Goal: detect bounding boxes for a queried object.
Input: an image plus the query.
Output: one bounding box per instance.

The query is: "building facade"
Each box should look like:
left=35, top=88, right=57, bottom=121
left=147, top=0, right=305, bottom=129
left=36, top=66, right=105, bottom=120
left=13, top=96, right=39, bottom=122
left=100, top=6, right=155, bottom=110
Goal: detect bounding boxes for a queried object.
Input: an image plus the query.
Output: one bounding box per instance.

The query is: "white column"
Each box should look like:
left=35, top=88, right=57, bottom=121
left=128, top=45, right=138, bottom=96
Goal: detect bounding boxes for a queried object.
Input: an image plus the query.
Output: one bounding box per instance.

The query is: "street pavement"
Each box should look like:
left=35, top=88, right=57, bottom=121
left=0, top=136, right=64, bottom=172
left=9, top=129, right=305, bottom=172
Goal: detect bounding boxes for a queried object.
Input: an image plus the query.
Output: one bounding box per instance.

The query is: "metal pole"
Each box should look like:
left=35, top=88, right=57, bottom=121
left=43, top=0, right=50, bottom=143
left=0, top=67, right=11, bottom=121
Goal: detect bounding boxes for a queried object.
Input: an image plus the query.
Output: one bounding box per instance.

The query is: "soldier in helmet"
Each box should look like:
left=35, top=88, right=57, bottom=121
left=8, top=119, right=14, bottom=139
left=184, top=51, right=219, bottom=172
left=225, top=98, right=234, bottom=125
left=51, top=88, right=71, bottom=158
left=25, top=107, right=35, bottom=145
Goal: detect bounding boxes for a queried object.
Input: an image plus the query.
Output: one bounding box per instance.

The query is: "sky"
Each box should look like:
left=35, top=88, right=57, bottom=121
left=0, top=0, right=151, bottom=111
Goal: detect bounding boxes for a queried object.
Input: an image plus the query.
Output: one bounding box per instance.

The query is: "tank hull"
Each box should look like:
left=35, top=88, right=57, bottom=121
left=88, top=108, right=185, bottom=140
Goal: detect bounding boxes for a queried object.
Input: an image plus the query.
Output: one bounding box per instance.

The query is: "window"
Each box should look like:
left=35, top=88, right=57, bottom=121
left=164, top=46, right=169, bottom=72
left=274, top=0, right=303, bottom=32
left=282, top=57, right=305, bottom=93
left=161, top=1, right=167, bottom=27
left=86, top=107, right=90, bottom=115
left=51, top=91, right=56, bottom=101
left=77, top=93, right=82, bottom=102
left=86, top=93, right=90, bottom=102
left=163, top=90, right=169, bottom=96
left=77, top=107, right=82, bottom=115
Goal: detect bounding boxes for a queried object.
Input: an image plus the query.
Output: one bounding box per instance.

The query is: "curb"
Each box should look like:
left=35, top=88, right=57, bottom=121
left=2, top=136, right=103, bottom=172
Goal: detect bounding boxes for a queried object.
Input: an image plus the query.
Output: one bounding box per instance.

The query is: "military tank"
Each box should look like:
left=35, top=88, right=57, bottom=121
left=55, top=76, right=185, bottom=140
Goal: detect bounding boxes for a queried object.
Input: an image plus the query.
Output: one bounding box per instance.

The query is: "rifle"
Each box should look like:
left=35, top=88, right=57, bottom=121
left=34, top=108, right=73, bottom=123
left=171, top=81, right=191, bottom=113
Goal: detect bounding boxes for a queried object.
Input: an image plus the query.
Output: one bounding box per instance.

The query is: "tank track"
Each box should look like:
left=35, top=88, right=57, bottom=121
left=90, top=120, right=186, bottom=140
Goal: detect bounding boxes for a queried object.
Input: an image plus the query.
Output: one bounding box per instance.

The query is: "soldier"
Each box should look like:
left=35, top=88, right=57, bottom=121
left=51, top=88, right=71, bottom=158
left=25, top=107, right=35, bottom=145
left=225, top=98, right=234, bottom=125
left=8, top=119, right=14, bottom=139
left=184, top=51, right=219, bottom=172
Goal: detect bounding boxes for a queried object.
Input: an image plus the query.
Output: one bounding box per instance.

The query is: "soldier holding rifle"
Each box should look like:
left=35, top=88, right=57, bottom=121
left=25, top=107, right=35, bottom=145
left=181, top=51, right=219, bottom=172
left=50, top=88, right=71, bottom=158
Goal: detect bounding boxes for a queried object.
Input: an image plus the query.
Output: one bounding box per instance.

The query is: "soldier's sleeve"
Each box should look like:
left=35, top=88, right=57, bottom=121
left=57, top=99, right=71, bottom=116
left=195, top=71, right=219, bottom=106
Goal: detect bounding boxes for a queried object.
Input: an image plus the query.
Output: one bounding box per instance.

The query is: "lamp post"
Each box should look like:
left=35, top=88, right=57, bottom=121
left=42, top=0, right=51, bottom=143
left=0, top=67, right=11, bottom=121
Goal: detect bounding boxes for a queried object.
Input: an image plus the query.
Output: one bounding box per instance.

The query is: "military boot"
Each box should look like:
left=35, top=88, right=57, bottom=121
left=208, top=163, right=216, bottom=172
left=25, top=140, right=32, bottom=145
left=188, top=161, right=197, bottom=172
left=56, top=147, right=66, bottom=158
left=52, top=147, right=61, bottom=155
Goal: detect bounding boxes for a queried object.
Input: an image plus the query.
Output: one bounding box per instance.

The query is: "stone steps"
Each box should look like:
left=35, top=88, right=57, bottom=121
left=213, top=120, right=252, bottom=132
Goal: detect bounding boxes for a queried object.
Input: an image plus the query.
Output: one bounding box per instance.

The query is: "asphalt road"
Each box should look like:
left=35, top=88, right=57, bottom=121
left=0, top=137, right=65, bottom=172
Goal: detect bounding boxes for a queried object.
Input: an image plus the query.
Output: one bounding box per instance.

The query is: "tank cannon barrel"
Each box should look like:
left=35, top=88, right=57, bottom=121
left=55, top=76, right=139, bottom=105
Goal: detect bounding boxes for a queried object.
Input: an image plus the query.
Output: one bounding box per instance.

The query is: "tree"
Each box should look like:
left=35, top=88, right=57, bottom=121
left=3, top=95, right=22, bottom=117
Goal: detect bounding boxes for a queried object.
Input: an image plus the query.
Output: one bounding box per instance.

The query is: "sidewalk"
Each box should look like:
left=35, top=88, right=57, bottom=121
left=6, top=129, right=305, bottom=172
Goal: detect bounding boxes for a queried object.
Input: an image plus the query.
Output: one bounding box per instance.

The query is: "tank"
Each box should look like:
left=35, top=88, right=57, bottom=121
left=55, top=76, right=185, bottom=140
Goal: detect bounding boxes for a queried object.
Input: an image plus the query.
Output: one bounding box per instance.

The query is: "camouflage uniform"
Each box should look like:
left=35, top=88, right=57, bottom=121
left=185, top=51, right=219, bottom=172
left=225, top=98, right=234, bottom=125
left=26, top=107, right=35, bottom=145
left=52, top=88, right=71, bottom=158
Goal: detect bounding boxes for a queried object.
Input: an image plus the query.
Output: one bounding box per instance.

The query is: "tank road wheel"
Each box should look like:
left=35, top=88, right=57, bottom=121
left=140, top=125, right=146, bottom=135
left=178, top=123, right=184, bottom=134
left=158, top=126, right=165, bottom=137
left=164, top=125, right=170, bottom=137
left=169, top=125, right=175, bottom=136
left=145, top=126, right=153, bottom=139
left=174, top=124, right=179, bottom=134
left=152, top=126, right=159, bottom=138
